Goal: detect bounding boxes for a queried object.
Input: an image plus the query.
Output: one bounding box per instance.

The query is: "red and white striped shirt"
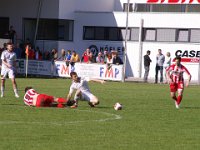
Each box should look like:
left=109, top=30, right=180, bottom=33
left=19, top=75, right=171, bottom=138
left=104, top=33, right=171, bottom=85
left=24, top=89, right=39, bottom=106
left=166, top=64, right=191, bottom=83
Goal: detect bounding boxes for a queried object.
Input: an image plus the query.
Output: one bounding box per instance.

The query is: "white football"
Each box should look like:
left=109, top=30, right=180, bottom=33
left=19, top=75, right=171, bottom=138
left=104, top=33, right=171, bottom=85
left=114, top=102, right=122, bottom=110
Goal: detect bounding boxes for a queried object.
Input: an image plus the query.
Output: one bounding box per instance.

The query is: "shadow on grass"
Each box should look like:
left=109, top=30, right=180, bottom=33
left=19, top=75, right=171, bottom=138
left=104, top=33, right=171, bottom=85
left=181, top=106, right=200, bottom=109
left=1, top=103, right=25, bottom=106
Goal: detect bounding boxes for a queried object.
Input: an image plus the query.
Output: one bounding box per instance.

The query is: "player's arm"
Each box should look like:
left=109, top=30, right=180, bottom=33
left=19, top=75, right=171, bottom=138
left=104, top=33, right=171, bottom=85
left=185, top=68, right=192, bottom=87
left=89, top=78, right=106, bottom=84
left=66, top=86, right=74, bottom=101
left=166, top=67, right=173, bottom=84
left=2, top=59, right=11, bottom=68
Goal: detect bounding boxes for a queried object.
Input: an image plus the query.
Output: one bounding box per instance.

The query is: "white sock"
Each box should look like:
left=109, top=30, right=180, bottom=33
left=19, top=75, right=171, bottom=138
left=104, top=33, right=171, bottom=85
left=14, top=88, right=18, bottom=94
left=1, top=86, right=4, bottom=94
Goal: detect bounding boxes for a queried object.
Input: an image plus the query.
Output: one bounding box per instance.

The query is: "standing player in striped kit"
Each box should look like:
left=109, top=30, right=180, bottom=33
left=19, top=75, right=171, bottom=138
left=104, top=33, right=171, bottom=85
left=24, top=87, right=75, bottom=108
left=166, top=56, right=191, bottom=109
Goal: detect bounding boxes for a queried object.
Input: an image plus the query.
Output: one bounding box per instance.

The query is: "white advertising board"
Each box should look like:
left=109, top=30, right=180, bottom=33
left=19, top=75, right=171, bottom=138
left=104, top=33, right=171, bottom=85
left=54, top=61, right=123, bottom=81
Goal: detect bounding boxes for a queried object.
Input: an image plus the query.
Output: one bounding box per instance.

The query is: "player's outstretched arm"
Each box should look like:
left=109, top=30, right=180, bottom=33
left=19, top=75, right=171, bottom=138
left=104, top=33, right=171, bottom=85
left=185, top=74, right=191, bottom=87
left=90, top=79, right=106, bottom=84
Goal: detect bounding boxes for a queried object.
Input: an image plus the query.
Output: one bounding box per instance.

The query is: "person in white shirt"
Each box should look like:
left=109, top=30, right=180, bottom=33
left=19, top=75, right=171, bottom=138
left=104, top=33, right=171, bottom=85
left=164, top=52, right=171, bottom=83
left=1, top=42, right=19, bottom=98
left=66, top=72, right=105, bottom=108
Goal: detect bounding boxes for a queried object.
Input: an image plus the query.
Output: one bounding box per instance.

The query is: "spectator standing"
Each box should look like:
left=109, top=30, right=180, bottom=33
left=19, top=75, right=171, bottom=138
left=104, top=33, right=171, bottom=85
left=112, top=52, right=123, bottom=65
left=50, top=49, right=58, bottom=62
left=81, top=48, right=90, bottom=63
left=96, top=52, right=104, bottom=64
left=65, top=50, right=72, bottom=66
left=103, top=49, right=108, bottom=64
left=155, top=49, right=165, bottom=84
left=164, top=52, right=171, bottom=83
left=8, top=26, right=17, bottom=44
left=35, top=47, right=42, bottom=60
left=13, top=43, right=22, bottom=59
left=56, top=49, right=66, bottom=61
left=143, top=50, right=152, bottom=82
left=88, top=52, right=96, bottom=63
left=70, top=50, right=80, bottom=66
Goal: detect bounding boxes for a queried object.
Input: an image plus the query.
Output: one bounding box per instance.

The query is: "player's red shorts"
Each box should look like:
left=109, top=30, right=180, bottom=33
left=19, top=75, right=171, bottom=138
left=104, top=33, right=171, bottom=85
left=170, top=82, right=184, bottom=92
left=36, top=94, right=54, bottom=107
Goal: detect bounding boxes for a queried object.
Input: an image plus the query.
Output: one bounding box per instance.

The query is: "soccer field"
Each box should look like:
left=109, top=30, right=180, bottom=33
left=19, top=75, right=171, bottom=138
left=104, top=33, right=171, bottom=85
left=0, top=78, right=200, bottom=150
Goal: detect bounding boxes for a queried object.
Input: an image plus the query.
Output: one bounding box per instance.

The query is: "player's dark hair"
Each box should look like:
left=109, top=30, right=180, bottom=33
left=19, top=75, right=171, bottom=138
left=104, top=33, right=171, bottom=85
left=70, top=72, right=77, bottom=77
left=175, top=56, right=181, bottom=61
left=25, top=87, right=32, bottom=93
left=6, top=42, right=13, bottom=46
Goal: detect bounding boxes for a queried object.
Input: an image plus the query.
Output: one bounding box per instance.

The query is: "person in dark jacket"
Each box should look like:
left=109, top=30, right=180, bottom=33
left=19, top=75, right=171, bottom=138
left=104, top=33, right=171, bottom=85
left=143, top=50, right=152, bottom=82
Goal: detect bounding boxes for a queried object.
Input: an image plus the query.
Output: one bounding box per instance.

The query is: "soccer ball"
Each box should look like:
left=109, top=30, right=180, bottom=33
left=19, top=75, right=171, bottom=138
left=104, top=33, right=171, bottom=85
left=114, top=102, right=122, bottom=110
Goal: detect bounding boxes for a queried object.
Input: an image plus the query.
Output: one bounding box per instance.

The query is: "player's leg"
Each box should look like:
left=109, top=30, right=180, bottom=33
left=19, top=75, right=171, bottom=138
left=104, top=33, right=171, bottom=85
left=176, top=82, right=184, bottom=106
left=35, top=94, right=54, bottom=107
left=88, top=95, right=99, bottom=107
left=83, top=92, right=99, bottom=107
left=1, top=69, right=7, bottom=97
left=169, top=82, right=179, bottom=108
left=11, top=78, right=19, bottom=98
left=54, top=97, right=75, bottom=108
left=9, top=70, right=19, bottom=98
left=1, top=78, right=5, bottom=97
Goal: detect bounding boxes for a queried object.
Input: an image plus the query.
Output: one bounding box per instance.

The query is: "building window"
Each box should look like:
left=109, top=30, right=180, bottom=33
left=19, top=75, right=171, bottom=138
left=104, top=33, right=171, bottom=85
left=123, top=3, right=134, bottom=12
left=134, top=4, right=200, bottom=13
left=83, top=27, right=94, bottom=40
left=186, top=4, right=200, bottom=12
left=157, top=29, right=176, bottom=42
left=0, top=17, right=9, bottom=39
left=95, top=27, right=105, bottom=40
left=120, top=28, right=131, bottom=41
left=108, top=28, right=119, bottom=41
left=151, top=4, right=184, bottom=12
left=37, top=19, right=73, bottom=41
left=177, top=29, right=189, bottom=42
left=130, top=28, right=139, bottom=41
left=144, top=29, right=156, bottom=41
left=83, top=26, right=139, bottom=41
left=190, top=29, right=200, bottom=43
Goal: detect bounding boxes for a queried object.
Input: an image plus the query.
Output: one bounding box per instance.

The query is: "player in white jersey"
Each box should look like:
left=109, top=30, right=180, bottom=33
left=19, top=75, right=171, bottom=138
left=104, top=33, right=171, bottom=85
left=66, top=71, right=105, bottom=108
left=1, top=42, right=19, bottom=98
left=24, top=87, right=75, bottom=108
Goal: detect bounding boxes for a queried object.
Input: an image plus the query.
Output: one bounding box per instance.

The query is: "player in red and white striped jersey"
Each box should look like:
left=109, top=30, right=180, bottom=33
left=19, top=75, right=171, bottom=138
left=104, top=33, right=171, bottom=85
left=166, top=56, right=191, bottom=109
left=24, top=87, right=75, bottom=108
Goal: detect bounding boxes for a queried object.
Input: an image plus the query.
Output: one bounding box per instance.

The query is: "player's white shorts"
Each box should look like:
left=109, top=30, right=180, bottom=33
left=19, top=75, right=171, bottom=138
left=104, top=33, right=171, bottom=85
left=80, top=91, right=95, bottom=102
left=1, top=68, right=15, bottom=79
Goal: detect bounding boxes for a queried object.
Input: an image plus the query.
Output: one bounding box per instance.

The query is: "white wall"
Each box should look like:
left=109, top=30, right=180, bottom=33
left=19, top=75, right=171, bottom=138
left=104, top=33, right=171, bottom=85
left=0, top=0, right=59, bottom=39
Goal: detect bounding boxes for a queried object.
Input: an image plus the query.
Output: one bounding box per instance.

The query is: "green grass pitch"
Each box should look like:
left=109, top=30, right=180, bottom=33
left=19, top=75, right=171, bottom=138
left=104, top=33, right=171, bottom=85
left=0, top=78, right=200, bottom=150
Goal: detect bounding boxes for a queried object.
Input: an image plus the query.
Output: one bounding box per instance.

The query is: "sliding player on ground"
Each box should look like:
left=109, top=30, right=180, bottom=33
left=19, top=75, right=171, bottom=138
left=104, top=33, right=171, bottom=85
left=66, top=71, right=105, bottom=108
left=24, top=87, right=75, bottom=108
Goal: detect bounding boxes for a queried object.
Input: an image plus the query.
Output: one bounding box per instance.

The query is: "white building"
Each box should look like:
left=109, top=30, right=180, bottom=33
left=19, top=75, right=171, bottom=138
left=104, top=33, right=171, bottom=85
left=0, top=0, right=200, bottom=82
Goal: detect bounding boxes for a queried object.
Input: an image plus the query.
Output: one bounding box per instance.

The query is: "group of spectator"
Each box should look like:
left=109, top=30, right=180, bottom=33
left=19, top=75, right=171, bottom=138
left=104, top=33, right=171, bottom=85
left=53, top=48, right=123, bottom=67
left=143, top=49, right=171, bottom=83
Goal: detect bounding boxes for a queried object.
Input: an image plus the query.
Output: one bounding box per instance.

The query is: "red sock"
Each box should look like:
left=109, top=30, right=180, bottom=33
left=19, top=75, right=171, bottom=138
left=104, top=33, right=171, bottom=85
left=177, top=95, right=182, bottom=105
left=57, top=103, right=64, bottom=108
left=57, top=98, right=67, bottom=103
left=172, top=96, right=177, bottom=101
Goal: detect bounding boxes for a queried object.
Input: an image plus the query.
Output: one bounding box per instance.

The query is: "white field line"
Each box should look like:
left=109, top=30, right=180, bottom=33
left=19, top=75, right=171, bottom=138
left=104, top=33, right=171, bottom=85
left=0, top=110, right=122, bottom=126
